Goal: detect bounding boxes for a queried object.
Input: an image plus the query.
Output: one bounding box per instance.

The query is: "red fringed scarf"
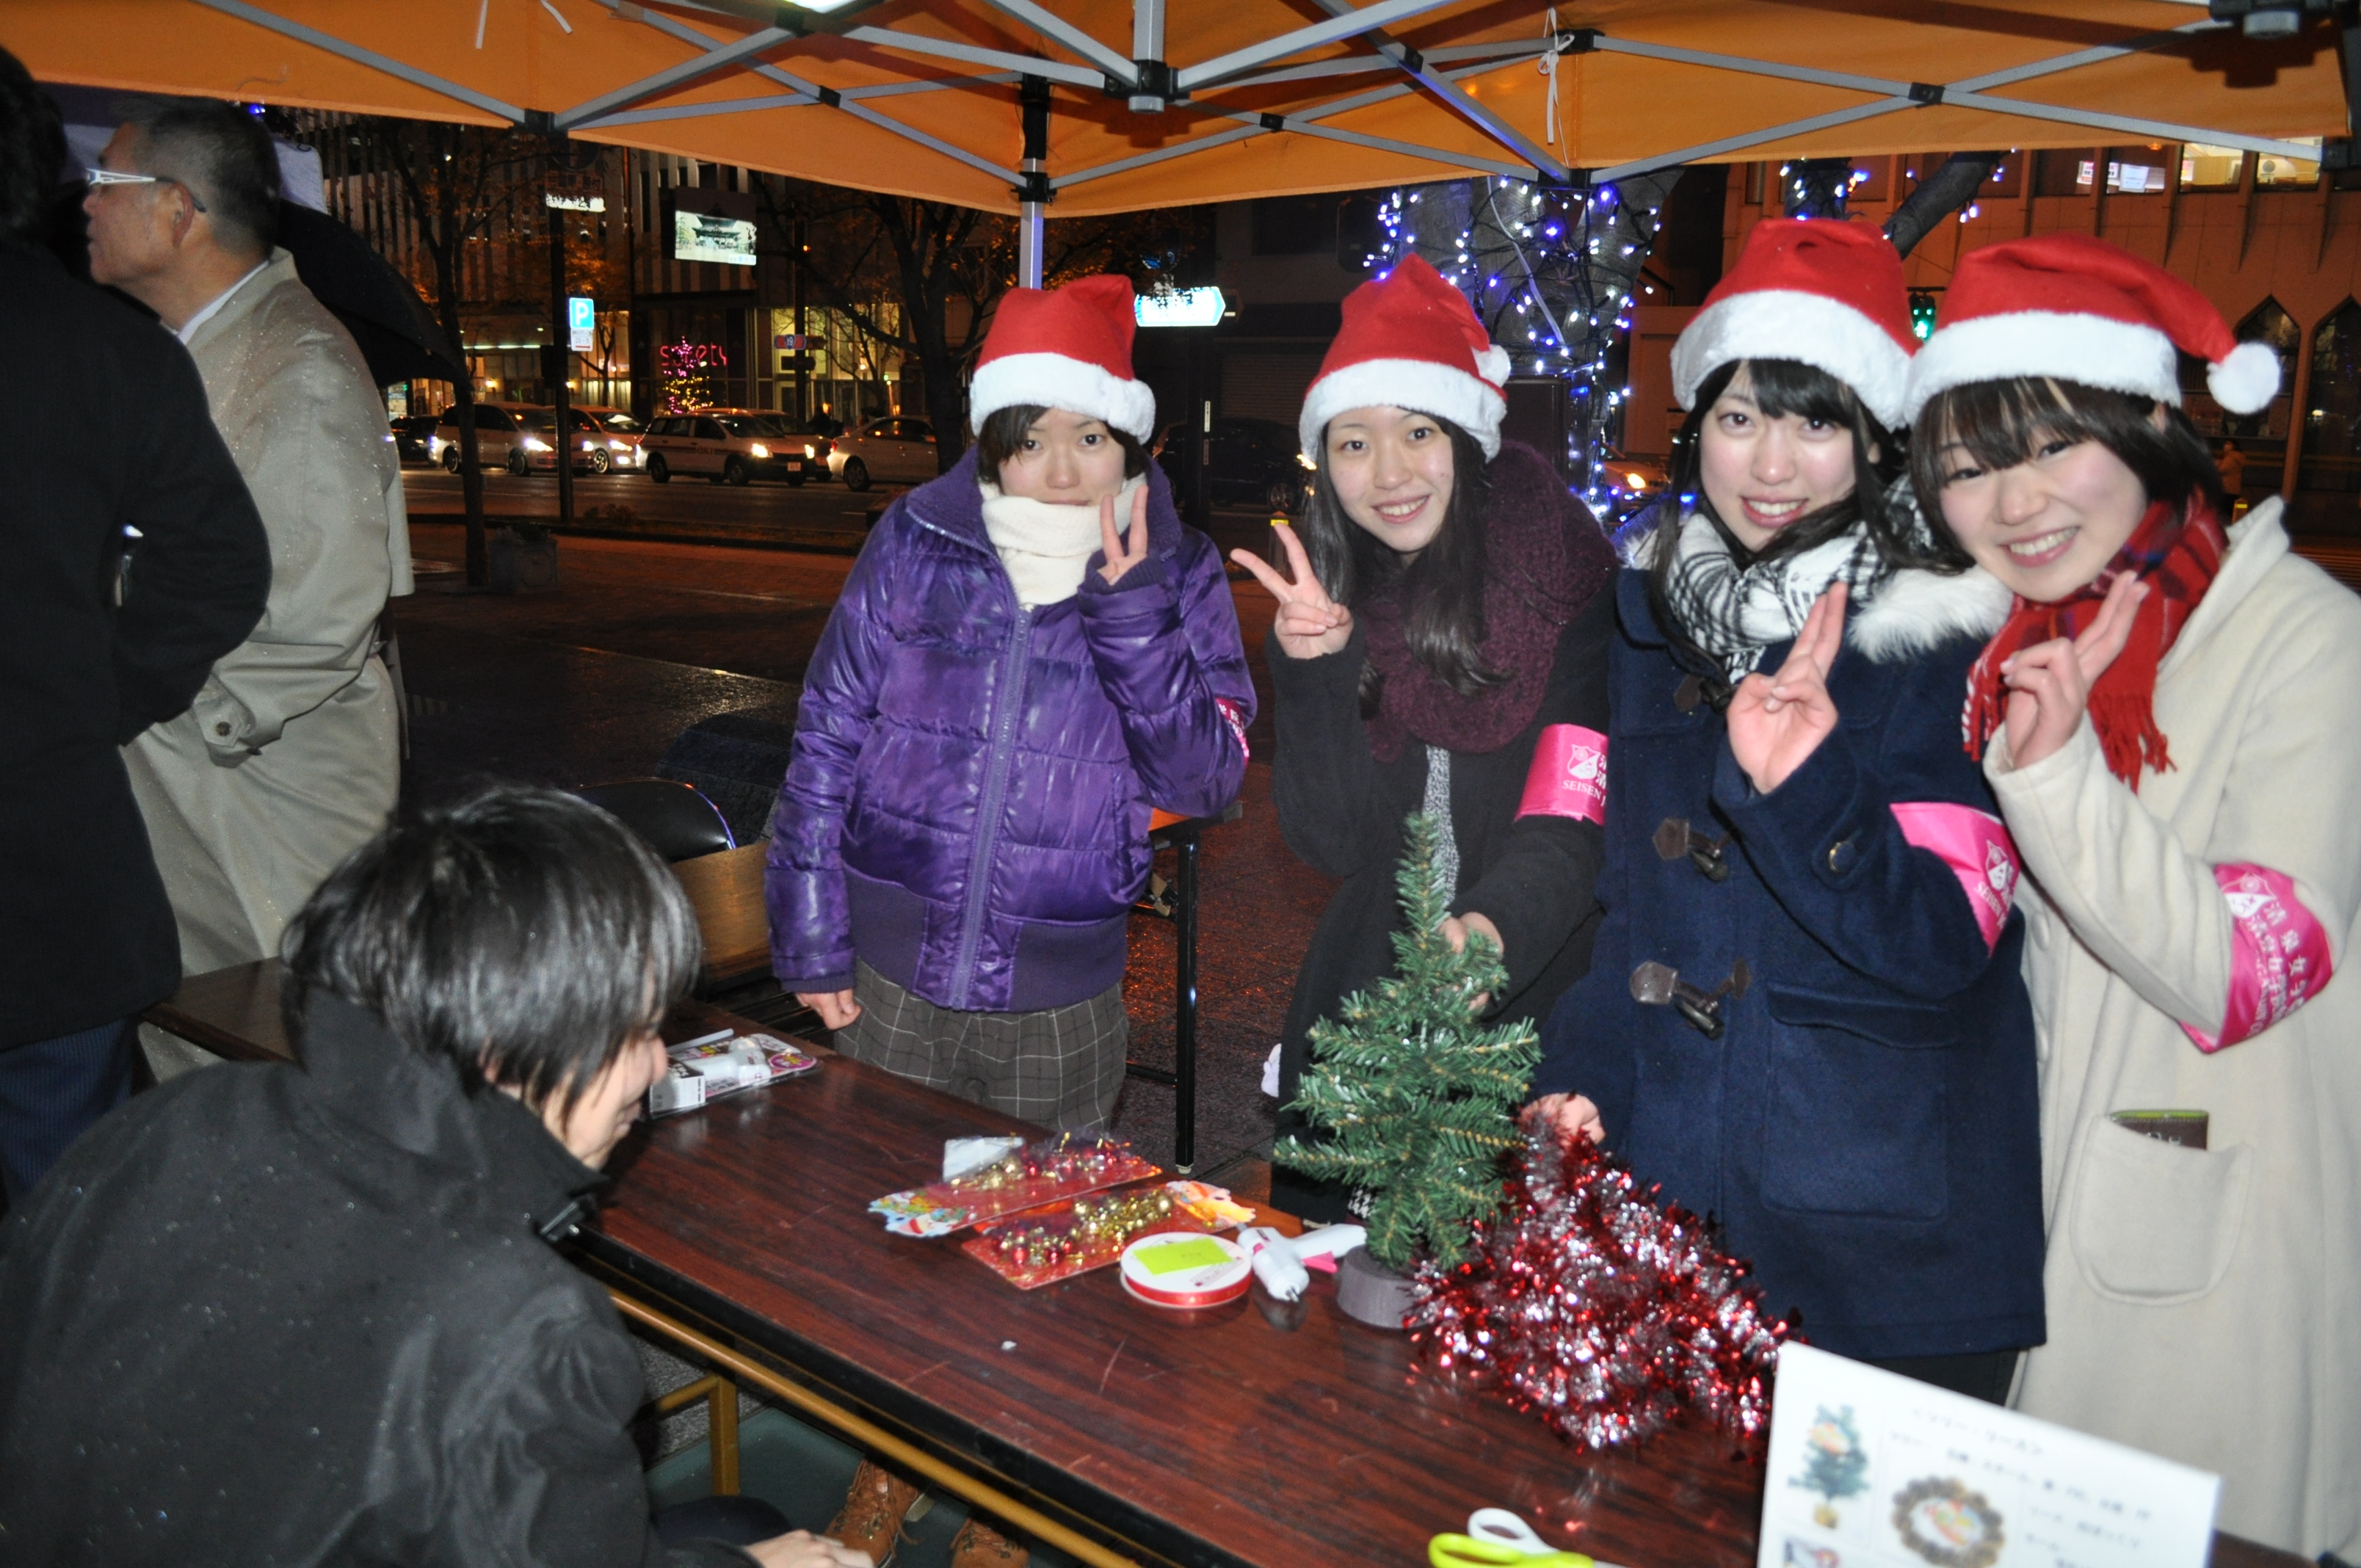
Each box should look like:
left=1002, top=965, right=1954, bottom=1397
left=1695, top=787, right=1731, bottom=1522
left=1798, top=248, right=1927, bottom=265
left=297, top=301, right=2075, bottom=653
left=1965, top=498, right=2227, bottom=788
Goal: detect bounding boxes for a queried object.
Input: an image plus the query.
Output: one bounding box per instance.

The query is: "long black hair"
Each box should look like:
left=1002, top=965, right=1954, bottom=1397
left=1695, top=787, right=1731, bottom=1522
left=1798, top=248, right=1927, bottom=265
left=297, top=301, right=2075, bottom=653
left=1647, top=357, right=1963, bottom=679
left=1908, top=376, right=2225, bottom=534
left=1296, top=412, right=1499, bottom=706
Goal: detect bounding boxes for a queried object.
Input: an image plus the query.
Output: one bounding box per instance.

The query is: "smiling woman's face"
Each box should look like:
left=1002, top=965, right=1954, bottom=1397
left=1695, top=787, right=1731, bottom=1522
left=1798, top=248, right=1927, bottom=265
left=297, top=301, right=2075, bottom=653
left=1697, top=363, right=1861, bottom=552
left=1934, top=410, right=2158, bottom=603
left=1324, top=405, right=1455, bottom=560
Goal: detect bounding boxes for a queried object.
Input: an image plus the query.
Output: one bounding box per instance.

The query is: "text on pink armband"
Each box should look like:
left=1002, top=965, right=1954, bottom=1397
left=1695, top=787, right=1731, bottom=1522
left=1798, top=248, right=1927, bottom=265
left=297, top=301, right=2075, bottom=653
left=2184, top=864, right=2334, bottom=1052
left=1216, top=697, right=1250, bottom=763
left=1890, top=802, right=2019, bottom=951
left=1516, top=725, right=1609, bottom=826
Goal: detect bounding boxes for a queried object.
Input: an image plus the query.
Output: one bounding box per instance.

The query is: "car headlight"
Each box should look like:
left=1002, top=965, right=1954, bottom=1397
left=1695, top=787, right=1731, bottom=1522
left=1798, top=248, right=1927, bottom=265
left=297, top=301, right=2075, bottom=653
left=523, top=437, right=549, bottom=452
left=805, top=443, right=818, bottom=459
left=610, top=439, right=628, bottom=450
left=1625, top=471, right=1647, bottom=487
left=750, top=443, right=770, bottom=458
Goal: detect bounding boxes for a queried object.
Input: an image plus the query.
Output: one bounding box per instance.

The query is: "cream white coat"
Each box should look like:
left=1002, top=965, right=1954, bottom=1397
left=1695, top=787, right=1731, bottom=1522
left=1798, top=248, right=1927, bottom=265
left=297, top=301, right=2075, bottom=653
left=123, top=251, right=412, bottom=974
left=1985, top=501, right=2361, bottom=1558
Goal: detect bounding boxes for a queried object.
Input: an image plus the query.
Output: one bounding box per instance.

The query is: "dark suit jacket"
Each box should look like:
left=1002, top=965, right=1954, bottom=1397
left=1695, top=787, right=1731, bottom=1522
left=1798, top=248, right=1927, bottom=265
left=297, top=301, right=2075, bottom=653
left=0, top=243, right=269, bottom=1047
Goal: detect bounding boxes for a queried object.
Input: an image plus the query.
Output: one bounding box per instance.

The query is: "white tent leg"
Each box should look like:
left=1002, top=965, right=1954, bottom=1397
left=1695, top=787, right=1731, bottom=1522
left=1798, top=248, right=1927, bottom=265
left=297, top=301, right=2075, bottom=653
left=1018, top=203, right=1045, bottom=288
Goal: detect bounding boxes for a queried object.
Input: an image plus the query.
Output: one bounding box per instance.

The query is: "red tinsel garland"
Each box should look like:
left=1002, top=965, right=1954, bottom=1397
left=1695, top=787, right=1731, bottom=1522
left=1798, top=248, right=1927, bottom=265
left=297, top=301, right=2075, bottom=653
left=1407, top=1128, right=1793, bottom=1455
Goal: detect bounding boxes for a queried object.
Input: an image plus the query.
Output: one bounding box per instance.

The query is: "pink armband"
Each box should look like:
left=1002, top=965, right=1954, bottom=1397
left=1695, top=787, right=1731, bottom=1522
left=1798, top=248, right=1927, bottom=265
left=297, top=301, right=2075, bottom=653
left=2184, top=864, right=2334, bottom=1053
left=1890, top=802, right=2020, bottom=951
left=1517, top=725, right=1609, bottom=826
left=1216, top=697, right=1250, bottom=762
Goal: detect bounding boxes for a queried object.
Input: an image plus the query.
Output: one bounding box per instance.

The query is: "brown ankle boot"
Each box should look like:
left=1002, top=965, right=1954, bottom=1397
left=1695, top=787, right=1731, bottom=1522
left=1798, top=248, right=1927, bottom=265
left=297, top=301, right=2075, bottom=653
left=826, top=1459, right=924, bottom=1566
left=948, top=1516, right=1029, bottom=1567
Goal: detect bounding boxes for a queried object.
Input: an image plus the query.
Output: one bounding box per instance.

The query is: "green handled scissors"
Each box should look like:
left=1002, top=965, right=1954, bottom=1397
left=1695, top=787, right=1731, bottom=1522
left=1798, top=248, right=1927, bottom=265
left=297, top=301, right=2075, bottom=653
left=1428, top=1534, right=1597, bottom=1568
left=1428, top=1507, right=1628, bottom=1568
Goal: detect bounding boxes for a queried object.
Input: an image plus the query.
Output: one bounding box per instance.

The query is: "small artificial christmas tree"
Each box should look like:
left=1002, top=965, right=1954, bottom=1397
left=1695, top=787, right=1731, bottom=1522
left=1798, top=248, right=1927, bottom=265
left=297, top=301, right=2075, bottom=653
left=1274, top=812, right=1540, bottom=1271
left=1408, top=1125, right=1791, bottom=1454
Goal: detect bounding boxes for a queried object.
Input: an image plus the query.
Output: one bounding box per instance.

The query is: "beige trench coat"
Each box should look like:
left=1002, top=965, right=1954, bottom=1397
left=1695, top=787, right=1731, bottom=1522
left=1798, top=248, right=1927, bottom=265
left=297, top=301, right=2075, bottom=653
left=123, top=250, right=413, bottom=975
left=1987, top=501, right=2361, bottom=1558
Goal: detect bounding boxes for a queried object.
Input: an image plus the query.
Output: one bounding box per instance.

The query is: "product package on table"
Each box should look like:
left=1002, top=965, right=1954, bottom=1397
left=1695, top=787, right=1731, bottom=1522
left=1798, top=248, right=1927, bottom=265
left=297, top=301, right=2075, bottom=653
left=868, top=1133, right=1161, bottom=1236
left=963, top=1180, right=1254, bottom=1289
left=648, top=1031, right=819, bottom=1117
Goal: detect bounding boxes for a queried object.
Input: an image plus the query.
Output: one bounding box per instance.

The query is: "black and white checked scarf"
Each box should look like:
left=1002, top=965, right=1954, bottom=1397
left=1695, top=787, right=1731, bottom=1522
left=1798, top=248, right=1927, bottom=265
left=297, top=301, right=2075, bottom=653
left=1643, top=509, right=1893, bottom=682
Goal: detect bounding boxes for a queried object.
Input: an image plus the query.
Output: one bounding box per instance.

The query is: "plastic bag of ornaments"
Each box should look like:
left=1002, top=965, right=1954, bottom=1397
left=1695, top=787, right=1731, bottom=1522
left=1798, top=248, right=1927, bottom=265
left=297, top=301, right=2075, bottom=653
left=646, top=1030, right=819, bottom=1117
left=962, top=1181, right=1255, bottom=1289
left=868, top=1133, right=1160, bottom=1237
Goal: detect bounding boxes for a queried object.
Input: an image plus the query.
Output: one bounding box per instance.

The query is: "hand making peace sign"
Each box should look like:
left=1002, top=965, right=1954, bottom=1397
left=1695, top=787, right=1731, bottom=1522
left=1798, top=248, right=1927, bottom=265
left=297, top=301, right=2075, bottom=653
left=1725, top=581, right=1847, bottom=796
left=2000, top=570, right=2146, bottom=771
left=1228, top=523, right=1353, bottom=659
left=1097, top=484, right=1153, bottom=587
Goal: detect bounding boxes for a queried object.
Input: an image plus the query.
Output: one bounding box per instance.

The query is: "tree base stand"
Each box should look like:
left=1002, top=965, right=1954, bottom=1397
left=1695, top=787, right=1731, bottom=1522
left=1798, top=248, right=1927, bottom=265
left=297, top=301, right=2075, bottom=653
left=1335, top=1247, right=1418, bottom=1330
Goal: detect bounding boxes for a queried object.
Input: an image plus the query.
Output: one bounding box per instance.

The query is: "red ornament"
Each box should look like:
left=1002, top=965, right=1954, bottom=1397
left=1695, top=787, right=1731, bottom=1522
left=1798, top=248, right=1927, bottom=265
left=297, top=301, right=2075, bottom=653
left=1407, top=1128, right=1792, bottom=1455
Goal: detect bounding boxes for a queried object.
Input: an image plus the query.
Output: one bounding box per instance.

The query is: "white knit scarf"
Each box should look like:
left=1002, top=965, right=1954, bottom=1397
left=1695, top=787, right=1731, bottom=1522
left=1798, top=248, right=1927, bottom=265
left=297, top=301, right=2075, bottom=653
left=979, top=474, right=1145, bottom=609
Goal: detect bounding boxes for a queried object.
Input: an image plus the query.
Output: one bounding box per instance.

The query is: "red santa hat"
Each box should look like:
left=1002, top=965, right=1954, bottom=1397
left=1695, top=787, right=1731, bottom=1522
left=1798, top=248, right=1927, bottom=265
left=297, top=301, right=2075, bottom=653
left=1905, top=233, right=2280, bottom=421
left=1299, top=255, right=1511, bottom=462
left=1671, top=218, right=1918, bottom=429
left=970, top=275, right=1156, bottom=443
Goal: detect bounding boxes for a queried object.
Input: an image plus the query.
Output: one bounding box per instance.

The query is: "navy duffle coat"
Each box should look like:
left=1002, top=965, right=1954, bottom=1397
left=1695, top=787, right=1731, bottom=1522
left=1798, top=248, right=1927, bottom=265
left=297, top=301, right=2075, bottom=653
left=1531, top=563, right=2046, bottom=1361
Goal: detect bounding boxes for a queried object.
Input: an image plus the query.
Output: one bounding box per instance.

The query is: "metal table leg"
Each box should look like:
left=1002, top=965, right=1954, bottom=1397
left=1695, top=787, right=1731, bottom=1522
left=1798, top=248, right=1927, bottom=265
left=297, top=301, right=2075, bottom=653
left=1172, top=831, right=1199, bottom=1174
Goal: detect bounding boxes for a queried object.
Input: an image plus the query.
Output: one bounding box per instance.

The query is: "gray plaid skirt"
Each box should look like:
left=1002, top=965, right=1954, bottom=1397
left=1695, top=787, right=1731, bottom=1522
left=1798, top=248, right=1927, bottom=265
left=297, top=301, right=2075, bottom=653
left=835, top=962, right=1127, bottom=1133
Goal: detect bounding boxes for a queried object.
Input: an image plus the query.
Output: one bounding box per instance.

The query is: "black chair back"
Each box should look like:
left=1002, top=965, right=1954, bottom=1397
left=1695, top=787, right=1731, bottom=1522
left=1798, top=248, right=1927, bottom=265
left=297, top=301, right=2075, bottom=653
left=571, top=779, right=736, bottom=863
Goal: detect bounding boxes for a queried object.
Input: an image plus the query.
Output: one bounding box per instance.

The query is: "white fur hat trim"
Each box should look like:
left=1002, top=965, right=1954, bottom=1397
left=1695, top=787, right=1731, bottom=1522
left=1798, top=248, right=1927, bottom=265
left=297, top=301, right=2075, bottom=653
left=970, top=351, right=1158, bottom=444
left=1904, top=311, right=2182, bottom=421
left=1672, top=288, right=1915, bottom=429
left=1299, top=355, right=1507, bottom=462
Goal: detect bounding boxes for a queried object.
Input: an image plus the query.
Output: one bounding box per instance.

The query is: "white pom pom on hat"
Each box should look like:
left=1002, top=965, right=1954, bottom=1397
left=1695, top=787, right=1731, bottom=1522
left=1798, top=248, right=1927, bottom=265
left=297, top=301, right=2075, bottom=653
left=1905, top=233, right=2281, bottom=421
left=1299, top=255, right=1509, bottom=461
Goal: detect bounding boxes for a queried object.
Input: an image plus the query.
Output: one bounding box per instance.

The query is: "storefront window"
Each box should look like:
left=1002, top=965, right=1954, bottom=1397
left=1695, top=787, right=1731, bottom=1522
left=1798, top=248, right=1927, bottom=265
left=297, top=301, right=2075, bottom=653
left=2257, top=137, right=2322, bottom=188
left=2180, top=142, right=2245, bottom=189
left=2299, top=299, right=2361, bottom=495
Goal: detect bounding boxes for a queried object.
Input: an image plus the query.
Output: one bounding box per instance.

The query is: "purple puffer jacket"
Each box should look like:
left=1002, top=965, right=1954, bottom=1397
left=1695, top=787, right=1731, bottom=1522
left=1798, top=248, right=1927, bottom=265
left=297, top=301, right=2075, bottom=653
left=766, top=449, right=1253, bottom=1013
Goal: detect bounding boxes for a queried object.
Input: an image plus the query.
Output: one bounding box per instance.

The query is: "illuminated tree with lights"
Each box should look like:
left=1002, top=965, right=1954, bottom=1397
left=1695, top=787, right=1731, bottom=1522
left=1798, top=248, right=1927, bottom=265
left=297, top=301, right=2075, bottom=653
left=1359, top=172, right=1680, bottom=510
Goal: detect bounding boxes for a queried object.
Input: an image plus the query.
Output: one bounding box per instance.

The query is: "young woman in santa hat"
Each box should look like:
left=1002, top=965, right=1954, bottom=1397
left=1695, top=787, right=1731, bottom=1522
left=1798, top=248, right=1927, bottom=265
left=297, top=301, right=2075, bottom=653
left=768, top=272, right=1251, bottom=1128
left=1907, top=233, right=2360, bottom=1558
left=1524, top=219, right=2045, bottom=1401
left=1232, top=253, right=1620, bottom=1224
left=768, top=275, right=1251, bottom=1561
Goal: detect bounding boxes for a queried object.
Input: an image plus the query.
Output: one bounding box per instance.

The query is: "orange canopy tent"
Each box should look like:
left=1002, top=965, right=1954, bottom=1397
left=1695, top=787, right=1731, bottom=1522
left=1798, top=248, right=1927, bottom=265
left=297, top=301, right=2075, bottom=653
left=6, top=0, right=2346, bottom=222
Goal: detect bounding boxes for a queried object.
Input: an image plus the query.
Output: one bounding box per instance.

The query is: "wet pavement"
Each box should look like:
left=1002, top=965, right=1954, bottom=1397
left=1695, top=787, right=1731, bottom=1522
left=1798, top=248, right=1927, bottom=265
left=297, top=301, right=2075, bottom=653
left=394, top=520, right=1307, bottom=1175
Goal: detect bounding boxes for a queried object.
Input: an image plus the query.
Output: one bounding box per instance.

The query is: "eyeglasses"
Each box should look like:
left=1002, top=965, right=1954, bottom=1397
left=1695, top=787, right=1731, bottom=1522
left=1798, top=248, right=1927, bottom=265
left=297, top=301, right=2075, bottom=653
left=84, top=167, right=207, bottom=213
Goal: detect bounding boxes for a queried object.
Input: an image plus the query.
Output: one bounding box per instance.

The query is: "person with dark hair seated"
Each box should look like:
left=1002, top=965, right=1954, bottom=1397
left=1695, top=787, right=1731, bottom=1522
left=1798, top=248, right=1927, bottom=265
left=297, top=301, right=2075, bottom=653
left=0, top=787, right=868, bottom=1568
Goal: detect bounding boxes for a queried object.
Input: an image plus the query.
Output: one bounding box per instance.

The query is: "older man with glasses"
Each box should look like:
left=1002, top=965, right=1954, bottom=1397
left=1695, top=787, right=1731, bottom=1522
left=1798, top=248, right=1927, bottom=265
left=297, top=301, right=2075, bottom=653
left=84, top=98, right=413, bottom=1078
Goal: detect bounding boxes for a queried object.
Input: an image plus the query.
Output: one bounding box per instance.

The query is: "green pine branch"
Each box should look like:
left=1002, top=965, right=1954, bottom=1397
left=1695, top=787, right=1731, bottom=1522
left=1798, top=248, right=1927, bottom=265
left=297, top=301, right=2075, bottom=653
left=1275, top=813, right=1542, bottom=1271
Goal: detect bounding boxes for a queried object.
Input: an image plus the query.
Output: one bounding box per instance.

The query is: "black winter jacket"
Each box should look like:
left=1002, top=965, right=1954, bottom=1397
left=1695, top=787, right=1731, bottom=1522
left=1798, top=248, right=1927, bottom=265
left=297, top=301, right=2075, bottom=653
left=1268, top=567, right=1615, bottom=1223
left=0, top=243, right=269, bottom=1048
left=0, top=993, right=750, bottom=1568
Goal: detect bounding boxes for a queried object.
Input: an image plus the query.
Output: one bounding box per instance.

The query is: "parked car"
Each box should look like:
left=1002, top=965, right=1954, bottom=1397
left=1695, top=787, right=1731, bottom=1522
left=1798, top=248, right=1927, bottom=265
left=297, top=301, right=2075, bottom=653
left=391, top=413, right=440, bottom=465
left=639, top=409, right=810, bottom=486
left=1158, top=415, right=1313, bottom=515
left=825, top=416, right=938, bottom=490
left=430, top=402, right=544, bottom=475
left=513, top=407, right=616, bottom=475
left=576, top=405, right=645, bottom=473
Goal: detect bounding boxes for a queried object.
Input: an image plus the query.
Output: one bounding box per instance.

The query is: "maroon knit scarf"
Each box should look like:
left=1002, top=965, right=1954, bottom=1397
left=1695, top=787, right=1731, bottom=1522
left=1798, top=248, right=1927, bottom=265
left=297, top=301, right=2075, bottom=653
left=1363, top=446, right=1617, bottom=763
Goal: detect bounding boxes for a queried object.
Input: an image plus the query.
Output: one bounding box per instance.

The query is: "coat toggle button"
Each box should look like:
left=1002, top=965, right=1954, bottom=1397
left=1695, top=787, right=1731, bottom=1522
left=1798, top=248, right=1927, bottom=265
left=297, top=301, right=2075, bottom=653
left=1629, top=958, right=1751, bottom=1039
